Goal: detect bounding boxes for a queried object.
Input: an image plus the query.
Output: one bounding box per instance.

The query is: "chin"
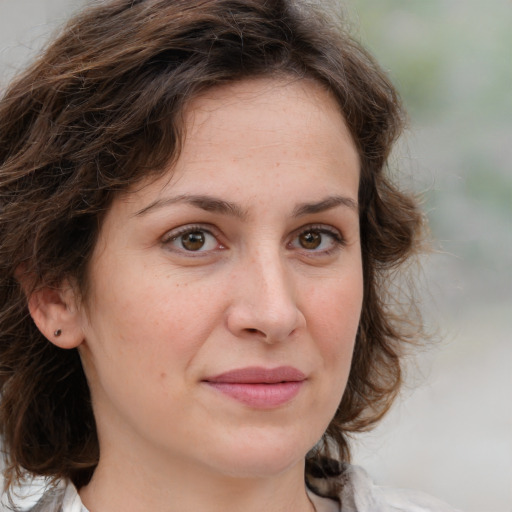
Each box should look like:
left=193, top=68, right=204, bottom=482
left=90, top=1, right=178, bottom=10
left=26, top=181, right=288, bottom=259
left=201, top=428, right=317, bottom=479
left=215, top=453, right=304, bottom=480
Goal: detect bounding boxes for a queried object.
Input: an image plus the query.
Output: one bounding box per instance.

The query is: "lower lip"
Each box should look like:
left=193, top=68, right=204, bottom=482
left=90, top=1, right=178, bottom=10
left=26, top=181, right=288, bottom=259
left=205, top=381, right=303, bottom=408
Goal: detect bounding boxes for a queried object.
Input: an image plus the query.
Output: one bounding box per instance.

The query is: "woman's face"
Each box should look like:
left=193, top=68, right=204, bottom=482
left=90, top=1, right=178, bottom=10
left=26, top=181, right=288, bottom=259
left=76, top=78, right=363, bottom=479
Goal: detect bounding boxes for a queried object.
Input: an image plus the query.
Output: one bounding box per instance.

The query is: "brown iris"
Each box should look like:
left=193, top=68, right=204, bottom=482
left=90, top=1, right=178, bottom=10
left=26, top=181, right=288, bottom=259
left=299, top=230, right=321, bottom=249
left=181, top=231, right=205, bottom=251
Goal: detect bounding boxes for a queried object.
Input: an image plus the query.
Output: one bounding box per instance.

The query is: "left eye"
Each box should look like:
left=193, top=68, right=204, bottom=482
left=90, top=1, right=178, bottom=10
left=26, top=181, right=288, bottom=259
left=290, top=227, right=343, bottom=252
left=165, top=228, right=219, bottom=252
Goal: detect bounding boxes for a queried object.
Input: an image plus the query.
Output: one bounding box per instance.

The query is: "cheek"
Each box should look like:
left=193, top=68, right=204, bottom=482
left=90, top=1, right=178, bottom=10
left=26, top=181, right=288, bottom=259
left=307, top=273, right=363, bottom=375
left=83, top=262, right=226, bottom=371
left=310, top=272, right=363, bottom=334
left=300, top=274, right=362, bottom=435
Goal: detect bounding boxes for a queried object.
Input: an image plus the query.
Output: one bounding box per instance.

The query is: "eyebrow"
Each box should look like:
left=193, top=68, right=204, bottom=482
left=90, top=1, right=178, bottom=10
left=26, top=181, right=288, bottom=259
left=135, top=194, right=248, bottom=219
left=292, top=195, right=358, bottom=216
left=135, top=193, right=358, bottom=218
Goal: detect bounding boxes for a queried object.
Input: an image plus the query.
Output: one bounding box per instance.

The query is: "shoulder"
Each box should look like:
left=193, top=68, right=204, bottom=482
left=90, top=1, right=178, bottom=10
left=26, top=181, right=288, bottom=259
left=340, top=465, right=462, bottom=512
left=308, top=462, right=462, bottom=512
left=27, top=481, right=87, bottom=512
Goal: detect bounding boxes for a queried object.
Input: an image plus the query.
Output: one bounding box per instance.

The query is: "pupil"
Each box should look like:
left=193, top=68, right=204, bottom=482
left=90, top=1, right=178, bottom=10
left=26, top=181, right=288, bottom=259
left=182, top=231, right=205, bottom=251
left=300, top=231, right=321, bottom=249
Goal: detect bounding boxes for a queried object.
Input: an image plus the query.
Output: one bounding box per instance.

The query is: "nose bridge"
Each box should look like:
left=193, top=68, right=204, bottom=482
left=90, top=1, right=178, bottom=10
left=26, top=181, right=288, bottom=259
left=228, top=243, right=304, bottom=341
left=253, top=245, right=291, bottom=311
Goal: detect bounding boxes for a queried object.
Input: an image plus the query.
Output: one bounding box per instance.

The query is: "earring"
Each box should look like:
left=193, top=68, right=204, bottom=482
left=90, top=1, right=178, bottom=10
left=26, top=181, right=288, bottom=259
left=54, top=329, right=62, bottom=337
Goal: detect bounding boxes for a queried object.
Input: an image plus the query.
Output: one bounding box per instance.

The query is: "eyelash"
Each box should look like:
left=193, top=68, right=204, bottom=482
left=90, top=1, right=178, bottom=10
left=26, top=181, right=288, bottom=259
left=161, top=224, right=345, bottom=256
left=289, top=225, right=345, bottom=255
left=161, top=224, right=222, bottom=254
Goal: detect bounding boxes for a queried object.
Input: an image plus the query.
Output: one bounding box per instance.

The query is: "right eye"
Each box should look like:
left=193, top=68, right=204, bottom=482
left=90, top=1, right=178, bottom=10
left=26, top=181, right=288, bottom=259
left=163, top=226, right=222, bottom=253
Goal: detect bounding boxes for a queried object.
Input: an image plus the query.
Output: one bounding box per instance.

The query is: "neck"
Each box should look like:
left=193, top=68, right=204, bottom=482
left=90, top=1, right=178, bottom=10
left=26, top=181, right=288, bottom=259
left=79, top=450, right=315, bottom=512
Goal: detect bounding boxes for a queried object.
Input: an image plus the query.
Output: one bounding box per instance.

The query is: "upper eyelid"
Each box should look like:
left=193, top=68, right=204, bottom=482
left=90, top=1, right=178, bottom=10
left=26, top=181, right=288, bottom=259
left=291, top=224, right=344, bottom=240
left=161, top=223, right=219, bottom=241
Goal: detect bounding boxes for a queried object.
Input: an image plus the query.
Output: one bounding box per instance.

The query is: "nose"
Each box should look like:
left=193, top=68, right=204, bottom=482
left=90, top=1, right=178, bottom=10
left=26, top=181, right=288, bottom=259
left=226, top=251, right=306, bottom=343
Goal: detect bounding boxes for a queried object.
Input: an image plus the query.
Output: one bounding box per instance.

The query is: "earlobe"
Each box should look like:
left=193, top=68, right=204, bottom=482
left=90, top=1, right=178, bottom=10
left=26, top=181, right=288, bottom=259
left=25, top=281, right=84, bottom=349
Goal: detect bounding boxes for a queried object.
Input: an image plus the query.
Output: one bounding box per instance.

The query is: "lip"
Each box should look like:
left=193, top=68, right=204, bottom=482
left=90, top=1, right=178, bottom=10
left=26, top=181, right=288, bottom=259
left=203, top=366, right=306, bottom=408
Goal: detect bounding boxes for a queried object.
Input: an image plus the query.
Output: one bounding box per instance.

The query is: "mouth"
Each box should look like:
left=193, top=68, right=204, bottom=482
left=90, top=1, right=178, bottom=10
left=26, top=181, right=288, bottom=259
left=202, top=366, right=306, bottom=408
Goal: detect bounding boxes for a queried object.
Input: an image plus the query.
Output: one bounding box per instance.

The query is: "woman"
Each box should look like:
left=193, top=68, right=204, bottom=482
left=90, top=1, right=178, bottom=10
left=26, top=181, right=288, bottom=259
left=0, top=1, right=458, bottom=511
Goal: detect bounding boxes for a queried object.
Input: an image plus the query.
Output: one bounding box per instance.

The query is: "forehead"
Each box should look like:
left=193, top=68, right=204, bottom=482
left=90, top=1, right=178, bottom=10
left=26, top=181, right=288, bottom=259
left=116, top=77, right=360, bottom=217
left=182, top=77, right=357, bottom=163
left=160, top=77, right=357, bottom=192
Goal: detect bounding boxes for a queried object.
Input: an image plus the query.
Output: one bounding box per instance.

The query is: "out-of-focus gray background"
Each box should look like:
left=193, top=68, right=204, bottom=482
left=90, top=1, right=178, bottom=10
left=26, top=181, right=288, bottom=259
left=347, top=3, right=511, bottom=512
left=0, top=1, right=510, bottom=511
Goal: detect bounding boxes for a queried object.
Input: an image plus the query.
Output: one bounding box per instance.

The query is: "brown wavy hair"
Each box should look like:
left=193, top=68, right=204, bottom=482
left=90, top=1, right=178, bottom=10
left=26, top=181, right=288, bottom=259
left=0, top=0, right=423, bottom=493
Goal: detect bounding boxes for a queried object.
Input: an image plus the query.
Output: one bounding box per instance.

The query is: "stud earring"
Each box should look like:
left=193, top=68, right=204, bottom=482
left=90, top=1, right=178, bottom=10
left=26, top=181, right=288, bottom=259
left=54, top=329, right=62, bottom=337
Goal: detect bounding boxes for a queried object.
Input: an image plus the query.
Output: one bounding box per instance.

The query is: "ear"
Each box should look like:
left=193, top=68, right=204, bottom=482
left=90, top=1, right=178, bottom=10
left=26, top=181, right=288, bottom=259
left=20, top=275, right=84, bottom=349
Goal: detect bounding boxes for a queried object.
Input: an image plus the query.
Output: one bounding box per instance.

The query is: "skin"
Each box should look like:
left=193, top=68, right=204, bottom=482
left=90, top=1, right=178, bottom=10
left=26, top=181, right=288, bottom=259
left=30, top=78, right=363, bottom=512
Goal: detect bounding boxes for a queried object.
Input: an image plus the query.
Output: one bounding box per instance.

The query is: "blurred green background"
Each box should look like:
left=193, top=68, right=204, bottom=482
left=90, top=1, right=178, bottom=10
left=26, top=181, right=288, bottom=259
left=1, top=1, right=511, bottom=511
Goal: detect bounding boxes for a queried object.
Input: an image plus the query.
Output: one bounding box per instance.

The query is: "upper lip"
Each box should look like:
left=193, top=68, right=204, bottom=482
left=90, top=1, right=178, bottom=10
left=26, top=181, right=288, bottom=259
left=204, top=366, right=306, bottom=384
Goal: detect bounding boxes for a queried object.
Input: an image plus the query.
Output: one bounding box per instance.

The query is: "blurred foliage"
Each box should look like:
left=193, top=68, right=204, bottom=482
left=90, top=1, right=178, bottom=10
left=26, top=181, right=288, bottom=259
left=465, top=164, right=512, bottom=216
left=349, top=0, right=512, bottom=123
